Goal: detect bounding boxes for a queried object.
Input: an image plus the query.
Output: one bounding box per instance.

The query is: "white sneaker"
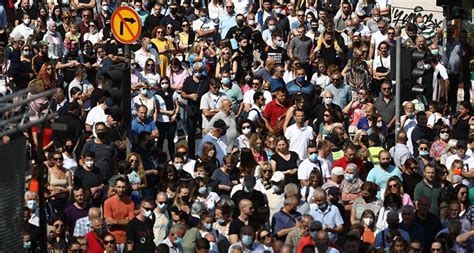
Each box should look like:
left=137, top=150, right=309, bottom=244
left=174, top=135, right=179, bottom=143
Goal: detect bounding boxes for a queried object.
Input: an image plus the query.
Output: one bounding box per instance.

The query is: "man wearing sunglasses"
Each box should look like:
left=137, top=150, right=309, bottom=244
left=126, top=198, right=156, bottom=253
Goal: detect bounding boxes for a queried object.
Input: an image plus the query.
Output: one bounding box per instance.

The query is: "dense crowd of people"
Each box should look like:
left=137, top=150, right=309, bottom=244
left=0, top=0, right=473, bottom=252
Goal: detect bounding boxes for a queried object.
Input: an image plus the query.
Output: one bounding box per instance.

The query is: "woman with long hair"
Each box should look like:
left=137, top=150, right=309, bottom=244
left=154, top=76, right=179, bottom=155
left=127, top=152, right=148, bottom=196
left=430, top=125, right=451, bottom=162
left=178, top=19, right=195, bottom=52
left=453, top=184, right=471, bottom=219
left=264, top=134, right=277, bottom=161
left=151, top=25, right=175, bottom=76
left=140, top=58, right=161, bottom=88
left=383, top=176, right=413, bottom=206
left=192, top=177, right=220, bottom=214
left=282, top=93, right=305, bottom=133
left=234, top=119, right=253, bottom=150
left=375, top=193, right=403, bottom=233
left=318, top=108, right=336, bottom=141
left=351, top=182, right=383, bottom=224
left=48, top=218, right=71, bottom=252
left=173, top=184, right=192, bottom=213
left=239, top=148, right=259, bottom=177
left=200, top=142, right=220, bottom=175
left=37, top=62, right=57, bottom=90
left=257, top=162, right=273, bottom=190
left=360, top=209, right=376, bottom=245
left=249, top=133, right=268, bottom=165
left=61, top=139, right=77, bottom=175
left=47, top=151, right=73, bottom=213
left=159, top=164, right=179, bottom=192
left=270, top=136, right=300, bottom=185
left=215, top=47, right=238, bottom=79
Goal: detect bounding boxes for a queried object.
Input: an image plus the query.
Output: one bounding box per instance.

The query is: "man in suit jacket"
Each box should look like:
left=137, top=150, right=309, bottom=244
left=51, top=88, right=69, bottom=117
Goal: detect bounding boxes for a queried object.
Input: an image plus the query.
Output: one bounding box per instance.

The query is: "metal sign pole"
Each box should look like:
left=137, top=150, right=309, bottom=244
left=395, top=37, right=402, bottom=136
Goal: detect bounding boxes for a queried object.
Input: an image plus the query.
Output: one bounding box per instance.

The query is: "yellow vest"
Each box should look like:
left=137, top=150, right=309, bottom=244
left=368, top=146, right=384, bottom=165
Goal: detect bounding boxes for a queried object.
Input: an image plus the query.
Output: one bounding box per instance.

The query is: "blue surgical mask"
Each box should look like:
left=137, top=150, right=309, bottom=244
left=296, top=76, right=305, bottom=83
left=23, top=241, right=31, bottom=249
left=194, top=71, right=202, bottom=78
left=158, top=203, right=167, bottom=210
left=174, top=237, right=183, bottom=245
left=222, top=78, right=230, bottom=85
left=431, top=49, right=439, bottom=55
left=217, top=218, right=225, bottom=225
left=198, top=185, right=207, bottom=194
left=27, top=200, right=37, bottom=210
left=309, top=153, right=318, bottom=162
left=140, top=88, right=148, bottom=96
left=204, top=223, right=212, bottom=231
left=344, top=173, right=355, bottom=182
left=244, top=186, right=254, bottom=193
left=419, top=150, right=429, bottom=156
left=241, top=235, right=253, bottom=246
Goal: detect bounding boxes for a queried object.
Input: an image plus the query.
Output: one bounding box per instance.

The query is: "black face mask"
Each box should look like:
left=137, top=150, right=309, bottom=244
left=65, top=145, right=74, bottom=154
left=181, top=195, right=190, bottom=203
left=388, top=223, right=398, bottom=230
left=96, top=132, right=106, bottom=140
left=170, top=8, right=177, bottom=15
left=380, top=162, right=390, bottom=169
left=237, top=20, right=244, bottom=27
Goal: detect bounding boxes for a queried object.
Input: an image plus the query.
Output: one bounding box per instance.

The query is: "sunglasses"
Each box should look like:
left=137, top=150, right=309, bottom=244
left=104, top=240, right=115, bottom=245
left=388, top=183, right=399, bottom=188
left=263, top=170, right=272, bottom=173
left=226, top=6, right=234, bottom=9
left=323, top=114, right=331, bottom=117
left=440, top=131, right=449, bottom=133
left=82, top=14, right=90, bottom=17
left=222, top=52, right=230, bottom=55
left=387, top=32, right=395, bottom=35
left=53, top=157, right=63, bottom=161
left=147, top=64, right=154, bottom=66
left=242, top=126, right=251, bottom=129
left=47, top=67, right=53, bottom=70
left=157, top=31, right=164, bottom=34
left=382, top=88, right=391, bottom=91
left=260, top=233, right=271, bottom=239
left=182, top=24, right=189, bottom=27
left=54, top=224, right=64, bottom=228
left=129, top=159, right=137, bottom=163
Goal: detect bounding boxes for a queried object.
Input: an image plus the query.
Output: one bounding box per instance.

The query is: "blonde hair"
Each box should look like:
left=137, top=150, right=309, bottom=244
left=127, top=152, right=146, bottom=179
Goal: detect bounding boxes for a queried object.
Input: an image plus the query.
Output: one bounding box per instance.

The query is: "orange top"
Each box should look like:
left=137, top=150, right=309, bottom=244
left=103, top=196, right=135, bottom=243
left=363, top=228, right=375, bottom=245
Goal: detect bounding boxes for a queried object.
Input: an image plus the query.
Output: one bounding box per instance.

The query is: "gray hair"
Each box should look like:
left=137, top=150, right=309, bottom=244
left=313, top=187, right=326, bottom=200
left=346, top=163, right=359, bottom=175
left=24, top=191, right=38, bottom=200
left=170, top=224, right=186, bottom=235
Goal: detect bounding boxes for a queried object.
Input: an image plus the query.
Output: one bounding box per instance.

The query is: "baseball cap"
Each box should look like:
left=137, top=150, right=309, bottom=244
left=332, top=167, right=344, bottom=176
left=271, top=171, right=285, bottom=182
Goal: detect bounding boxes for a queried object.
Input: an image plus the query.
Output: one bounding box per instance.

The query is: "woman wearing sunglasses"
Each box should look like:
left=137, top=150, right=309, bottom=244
left=47, top=151, right=73, bottom=212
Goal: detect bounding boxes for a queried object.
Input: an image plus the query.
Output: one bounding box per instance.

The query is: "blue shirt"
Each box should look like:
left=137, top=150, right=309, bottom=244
left=366, top=165, right=403, bottom=198
left=271, top=210, right=302, bottom=238
left=269, top=77, right=285, bottom=91
left=324, top=83, right=352, bottom=109
left=399, top=222, right=425, bottom=245
left=308, top=204, right=344, bottom=242
left=286, top=80, right=314, bottom=96
left=131, top=117, right=157, bottom=137
left=197, top=133, right=228, bottom=165
left=374, top=228, right=410, bottom=250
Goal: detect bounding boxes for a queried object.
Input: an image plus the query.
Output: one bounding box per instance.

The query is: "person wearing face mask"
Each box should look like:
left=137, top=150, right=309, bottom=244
left=61, top=139, right=78, bottom=175
left=154, top=76, right=180, bottom=156
left=74, top=152, right=104, bottom=207
left=134, top=37, right=159, bottom=71
left=159, top=223, right=186, bottom=252
left=415, top=15, right=436, bottom=41
left=85, top=217, right=110, bottom=253
left=311, top=90, right=344, bottom=134
left=219, top=71, right=244, bottom=116
left=10, top=13, right=35, bottom=42
left=234, top=119, right=253, bottom=149
left=126, top=198, right=157, bottom=253
left=262, top=31, right=289, bottom=66
left=171, top=154, right=193, bottom=184
left=365, top=7, right=382, bottom=34
left=194, top=177, right=221, bottom=214
left=229, top=226, right=265, bottom=252
left=340, top=163, right=364, bottom=208
left=308, top=188, right=344, bottom=243
left=298, top=145, right=331, bottom=188
left=192, top=8, right=218, bottom=42
left=226, top=13, right=252, bottom=41
left=359, top=209, right=376, bottom=245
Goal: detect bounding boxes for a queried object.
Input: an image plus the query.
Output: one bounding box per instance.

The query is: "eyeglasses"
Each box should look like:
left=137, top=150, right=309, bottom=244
left=82, top=14, right=90, bottom=17
left=143, top=207, right=154, bottom=212
left=419, top=147, right=428, bottom=151
left=297, top=14, right=304, bottom=17
left=387, top=32, right=395, bottom=35
left=182, top=24, right=189, bottom=27
left=358, top=92, right=366, bottom=95
left=53, top=157, right=63, bottom=161
left=104, top=240, right=115, bottom=245
left=129, top=159, right=137, bottom=163
left=460, top=192, right=467, bottom=195
left=260, top=233, right=271, bottom=239
left=323, top=114, right=331, bottom=117
left=382, top=87, right=391, bottom=91
left=54, top=223, right=64, bottom=228
left=252, top=82, right=260, bottom=85
left=226, top=6, right=234, bottom=9
left=388, top=183, right=399, bottom=188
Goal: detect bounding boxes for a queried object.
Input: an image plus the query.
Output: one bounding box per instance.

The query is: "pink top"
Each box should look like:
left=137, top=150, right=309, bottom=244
left=349, top=102, right=373, bottom=126
left=167, top=68, right=189, bottom=91
left=241, top=84, right=252, bottom=95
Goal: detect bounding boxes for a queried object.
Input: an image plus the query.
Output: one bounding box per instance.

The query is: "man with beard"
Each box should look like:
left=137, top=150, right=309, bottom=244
left=126, top=198, right=156, bottom=253
left=63, top=187, right=90, bottom=234
left=104, top=178, right=135, bottom=252
left=261, top=31, right=288, bottom=65
left=414, top=165, right=442, bottom=216
left=366, top=150, right=403, bottom=198
left=84, top=217, right=109, bottom=252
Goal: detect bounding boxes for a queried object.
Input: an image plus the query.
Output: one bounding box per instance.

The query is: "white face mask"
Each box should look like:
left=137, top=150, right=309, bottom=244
left=324, top=98, right=333, bottom=105
left=161, top=83, right=169, bottom=90
left=143, top=209, right=153, bottom=219
left=363, top=217, right=373, bottom=226
left=85, top=161, right=94, bottom=167
left=248, top=20, right=255, bottom=26
left=440, top=133, right=449, bottom=140
left=376, top=122, right=383, bottom=128
left=242, top=128, right=251, bottom=135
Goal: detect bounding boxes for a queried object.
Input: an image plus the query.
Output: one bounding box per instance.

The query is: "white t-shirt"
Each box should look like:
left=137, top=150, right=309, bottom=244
left=232, top=0, right=253, bottom=16
left=243, top=89, right=272, bottom=107
left=370, top=31, right=388, bottom=58
left=285, top=124, right=315, bottom=160
left=192, top=18, right=217, bottom=41
left=153, top=92, right=178, bottom=122
left=432, top=63, right=449, bottom=101
left=427, top=112, right=450, bottom=128
left=297, top=158, right=331, bottom=181
left=373, top=54, right=391, bottom=72
left=310, top=73, right=330, bottom=89
left=247, top=105, right=263, bottom=121
left=85, top=105, right=107, bottom=127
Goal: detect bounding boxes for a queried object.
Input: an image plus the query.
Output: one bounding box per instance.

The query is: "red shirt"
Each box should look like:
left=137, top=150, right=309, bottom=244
left=263, top=99, right=289, bottom=128
left=84, top=231, right=105, bottom=253
left=332, top=156, right=365, bottom=176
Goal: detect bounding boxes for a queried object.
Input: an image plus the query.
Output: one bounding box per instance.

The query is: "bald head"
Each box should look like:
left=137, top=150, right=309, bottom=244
left=396, top=131, right=408, bottom=144
left=88, top=207, right=101, bottom=219
left=239, top=199, right=252, bottom=210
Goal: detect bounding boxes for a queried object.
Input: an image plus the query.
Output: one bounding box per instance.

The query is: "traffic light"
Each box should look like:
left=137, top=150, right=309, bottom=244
left=393, top=47, right=433, bottom=101
left=102, top=63, right=132, bottom=132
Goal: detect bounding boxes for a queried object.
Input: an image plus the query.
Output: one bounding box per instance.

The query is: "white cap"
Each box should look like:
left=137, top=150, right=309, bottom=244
left=332, top=167, right=345, bottom=176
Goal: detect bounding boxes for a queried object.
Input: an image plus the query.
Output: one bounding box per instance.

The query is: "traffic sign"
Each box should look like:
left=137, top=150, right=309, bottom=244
left=111, top=6, right=142, bottom=44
